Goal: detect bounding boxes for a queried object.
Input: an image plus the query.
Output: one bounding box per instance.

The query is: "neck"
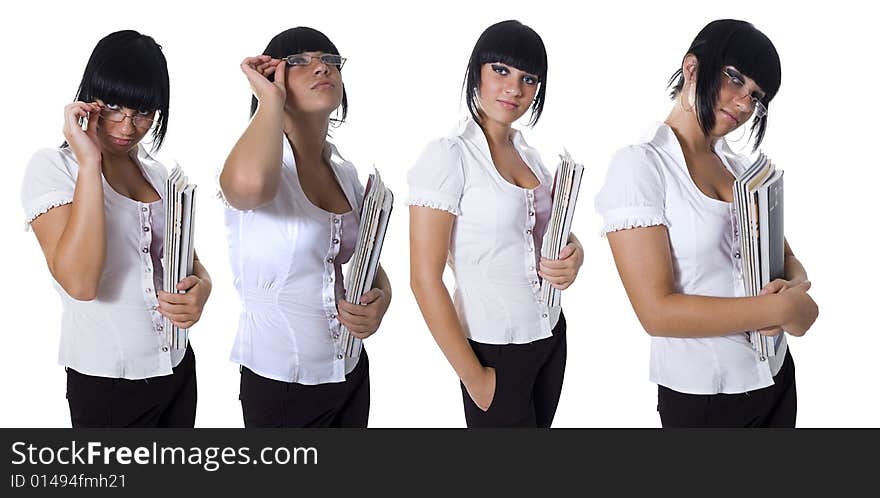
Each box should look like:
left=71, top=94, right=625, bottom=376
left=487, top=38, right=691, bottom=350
left=100, top=147, right=136, bottom=174
left=664, top=103, right=717, bottom=154
left=479, top=116, right=513, bottom=149
left=284, top=111, right=330, bottom=168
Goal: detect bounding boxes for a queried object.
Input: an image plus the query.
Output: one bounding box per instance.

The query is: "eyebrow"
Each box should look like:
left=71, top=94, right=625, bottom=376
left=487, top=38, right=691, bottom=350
left=728, top=67, right=766, bottom=99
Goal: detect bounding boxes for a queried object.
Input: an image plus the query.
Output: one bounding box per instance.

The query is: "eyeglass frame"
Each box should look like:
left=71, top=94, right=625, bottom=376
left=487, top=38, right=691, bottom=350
left=96, top=105, right=158, bottom=130
left=721, top=66, right=768, bottom=119
left=284, top=53, right=346, bottom=69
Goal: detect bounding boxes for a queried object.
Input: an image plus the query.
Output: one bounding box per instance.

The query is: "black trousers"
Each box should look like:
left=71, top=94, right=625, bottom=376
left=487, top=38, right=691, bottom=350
left=657, top=349, right=797, bottom=428
left=461, top=312, right=567, bottom=428
left=240, top=350, right=370, bottom=428
left=66, top=345, right=197, bottom=428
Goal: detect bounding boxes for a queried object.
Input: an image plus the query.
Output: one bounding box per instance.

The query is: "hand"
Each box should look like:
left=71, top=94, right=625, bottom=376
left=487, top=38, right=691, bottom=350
left=62, top=101, right=102, bottom=167
left=337, top=288, right=390, bottom=340
left=757, top=278, right=796, bottom=336
left=463, top=366, right=496, bottom=412
left=777, top=280, right=819, bottom=337
left=240, top=55, right=286, bottom=108
left=539, top=241, right=584, bottom=290
left=157, top=275, right=211, bottom=329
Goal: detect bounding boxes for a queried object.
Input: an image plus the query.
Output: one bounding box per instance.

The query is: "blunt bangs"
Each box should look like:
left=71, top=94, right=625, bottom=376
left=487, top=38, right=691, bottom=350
left=250, top=26, right=348, bottom=123
left=668, top=19, right=781, bottom=150
left=75, top=30, right=170, bottom=151
left=465, top=20, right=548, bottom=126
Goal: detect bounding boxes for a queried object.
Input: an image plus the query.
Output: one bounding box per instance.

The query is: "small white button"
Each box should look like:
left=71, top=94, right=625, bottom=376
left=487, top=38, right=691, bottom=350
left=333, top=218, right=340, bottom=224
left=526, top=229, right=532, bottom=234
left=542, top=313, right=548, bottom=318
left=143, top=226, right=150, bottom=232
left=141, top=207, right=148, bottom=212
left=162, top=346, right=169, bottom=352
left=333, top=333, right=340, bottom=339
left=529, top=266, right=534, bottom=271
left=333, top=238, right=339, bottom=244
left=146, top=288, right=152, bottom=293
left=145, top=267, right=151, bottom=273
left=142, top=247, right=149, bottom=254
left=529, top=211, right=534, bottom=217
left=734, top=251, right=741, bottom=259
left=330, top=314, right=337, bottom=319
left=157, top=325, right=164, bottom=331
left=336, top=354, right=343, bottom=360
left=327, top=257, right=334, bottom=263
left=528, top=247, right=533, bottom=252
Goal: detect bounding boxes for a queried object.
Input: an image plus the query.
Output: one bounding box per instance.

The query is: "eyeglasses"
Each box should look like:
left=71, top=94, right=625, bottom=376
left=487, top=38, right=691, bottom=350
left=721, top=67, right=768, bottom=119
left=98, top=106, right=157, bottom=130
left=284, top=53, right=346, bottom=69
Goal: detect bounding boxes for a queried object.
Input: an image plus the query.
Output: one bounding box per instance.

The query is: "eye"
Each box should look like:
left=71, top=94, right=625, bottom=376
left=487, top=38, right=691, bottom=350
left=137, top=109, right=153, bottom=116
left=522, top=74, right=539, bottom=86
left=491, top=64, right=509, bottom=76
left=104, top=103, right=120, bottom=110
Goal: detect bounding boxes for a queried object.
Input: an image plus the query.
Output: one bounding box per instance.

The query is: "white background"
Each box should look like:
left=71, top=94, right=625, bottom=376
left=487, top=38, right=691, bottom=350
left=1, top=0, right=876, bottom=428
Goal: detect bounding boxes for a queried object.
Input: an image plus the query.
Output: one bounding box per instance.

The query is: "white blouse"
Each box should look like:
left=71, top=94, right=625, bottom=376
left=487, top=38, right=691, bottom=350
left=21, top=145, right=183, bottom=380
left=407, top=118, right=559, bottom=345
left=595, top=122, right=788, bottom=395
left=223, top=139, right=363, bottom=385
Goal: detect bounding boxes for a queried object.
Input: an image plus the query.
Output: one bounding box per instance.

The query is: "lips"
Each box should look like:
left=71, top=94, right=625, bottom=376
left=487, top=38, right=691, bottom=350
left=110, top=136, right=133, bottom=146
left=721, top=109, right=739, bottom=125
left=311, top=81, right=335, bottom=90
left=497, top=99, right=519, bottom=110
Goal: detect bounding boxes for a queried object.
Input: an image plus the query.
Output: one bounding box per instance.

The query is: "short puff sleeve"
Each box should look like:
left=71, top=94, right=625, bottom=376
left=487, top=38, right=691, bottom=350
left=594, top=145, right=670, bottom=236
left=21, top=148, right=77, bottom=230
left=406, top=138, right=465, bottom=216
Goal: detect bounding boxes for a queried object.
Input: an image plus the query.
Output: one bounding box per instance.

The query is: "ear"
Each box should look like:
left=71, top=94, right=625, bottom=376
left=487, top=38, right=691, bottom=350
left=682, top=54, right=698, bottom=83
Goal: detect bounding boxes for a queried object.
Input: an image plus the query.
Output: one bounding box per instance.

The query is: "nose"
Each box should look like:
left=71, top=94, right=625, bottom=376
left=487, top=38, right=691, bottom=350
left=732, top=94, right=754, bottom=113
left=313, top=60, right=330, bottom=75
left=504, top=83, right=522, bottom=97
left=119, top=115, right=136, bottom=134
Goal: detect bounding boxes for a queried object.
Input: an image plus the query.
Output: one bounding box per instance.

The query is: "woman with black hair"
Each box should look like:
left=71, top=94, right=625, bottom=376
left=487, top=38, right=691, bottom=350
left=20, top=30, right=211, bottom=427
left=596, top=19, right=818, bottom=427
left=408, top=20, right=583, bottom=428
left=220, top=27, right=391, bottom=428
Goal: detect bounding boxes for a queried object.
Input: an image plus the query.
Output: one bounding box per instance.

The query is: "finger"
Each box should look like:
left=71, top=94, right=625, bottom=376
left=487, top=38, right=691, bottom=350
left=358, top=289, right=384, bottom=305
left=273, top=59, right=286, bottom=89
left=157, top=291, right=194, bottom=305
left=550, top=281, right=572, bottom=291
left=557, top=243, right=576, bottom=260
left=170, top=320, right=195, bottom=329
left=156, top=301, right=191, bottom=314
left=538, top=264, right=571, bottom=278
left=159, top=309, right=195, bottom=322
left=349, top=329, right=375, bottom=340
left=176, top=276, right=200, bottom=292
left=338, top=299, right=370, bottom=317
left=759, top=279, right=786, bottom=295
left=539, top=258, right=570, bottom=270
left=339, top=308, right=372, bottom=329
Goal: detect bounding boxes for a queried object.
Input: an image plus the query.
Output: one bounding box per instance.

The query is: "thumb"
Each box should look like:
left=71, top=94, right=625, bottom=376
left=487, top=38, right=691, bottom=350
left=176, top=275, right=200, bottom=292
left=760, top=279, right=785, bottom=295
left=557, top=243, right=575, bottom=260
left=359, top=288, right=383, bottom=305
left=273, top=59, right=287, bottom=92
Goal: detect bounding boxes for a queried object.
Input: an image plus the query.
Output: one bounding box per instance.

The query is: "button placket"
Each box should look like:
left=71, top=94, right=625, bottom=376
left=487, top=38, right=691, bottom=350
left=140, top=203, right=164, bottom=340
left=524, top=190, right=542, bottom=297
left=326, top=214, right=345, bottom=355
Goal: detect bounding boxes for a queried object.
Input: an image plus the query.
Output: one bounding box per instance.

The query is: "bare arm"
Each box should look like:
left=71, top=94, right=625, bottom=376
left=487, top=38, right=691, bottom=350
left=409, top=206, right=495, bottom=410
left=31, top=102, right=107, bottom=301
left=219, top=56, right=287, bottom=210
left=607, top=225, right=817, bottom=338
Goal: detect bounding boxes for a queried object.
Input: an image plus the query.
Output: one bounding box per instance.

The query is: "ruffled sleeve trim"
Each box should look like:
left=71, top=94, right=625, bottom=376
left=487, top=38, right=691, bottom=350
left=405, top=197, right=461, bottom=216
left=599, top=206, right=669, bottom=237
left=23, top=195, right=73, bottom=231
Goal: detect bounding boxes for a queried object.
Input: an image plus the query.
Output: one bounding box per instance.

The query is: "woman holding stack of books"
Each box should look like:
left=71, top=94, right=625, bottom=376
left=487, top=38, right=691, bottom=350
left=20, top=30, right=212, bottom=427
left=408, top=20, right=584, bottom=427
left=595, top=19, right=819, bottom=427
left=220, top=27, right=391, bottom=428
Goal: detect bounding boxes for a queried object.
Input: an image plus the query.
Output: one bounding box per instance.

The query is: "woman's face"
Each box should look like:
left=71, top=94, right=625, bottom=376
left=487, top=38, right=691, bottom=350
left=477, top=62, right=540, bottom=126
left=709, top=65, right=767, bottom=137
left=94, top=99, right=156, bottom=155
left=282, top=51, right=344, bottom=116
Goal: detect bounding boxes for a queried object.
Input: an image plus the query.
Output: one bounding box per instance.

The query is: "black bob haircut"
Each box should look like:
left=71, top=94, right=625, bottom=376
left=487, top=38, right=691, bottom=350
left=668, top=19, right=781, bottom=150
left=72, top=30, right=170, bottom=151
left=464, top=20, right=548, bottom=126
left=250, top=27, right=348, bottom=124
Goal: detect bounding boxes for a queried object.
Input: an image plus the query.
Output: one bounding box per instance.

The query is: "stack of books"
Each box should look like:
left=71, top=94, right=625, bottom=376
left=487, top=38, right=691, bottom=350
left=163, top=164, right=197, bottom=351
left=733, top=153, right=785, bottom=360
left=340, top=169, right=393, bottom=358
left=540, top=151, right=585, bottom=308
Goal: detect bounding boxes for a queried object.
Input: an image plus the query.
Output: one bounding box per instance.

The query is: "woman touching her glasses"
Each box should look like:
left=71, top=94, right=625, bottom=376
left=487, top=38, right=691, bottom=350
left=595, top=19, right=818, bottom=427
left=220, top=27, right=391, bottom=428
left=408, top=20, right=583, bottom=428
left=20, top=30, right=212, bottom=427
